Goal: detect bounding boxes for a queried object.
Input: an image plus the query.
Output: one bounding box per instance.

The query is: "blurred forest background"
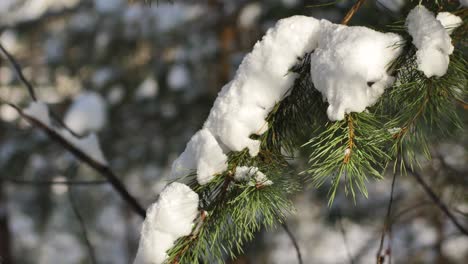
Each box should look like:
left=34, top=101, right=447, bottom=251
left=0, top=0, right=467, bottom=263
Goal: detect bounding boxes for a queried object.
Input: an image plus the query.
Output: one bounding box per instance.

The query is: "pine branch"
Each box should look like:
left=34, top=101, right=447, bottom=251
left=304, top=112, right=394, bottom=203
left=383, top=45, right=467, bottom=168
left=168, top=150, right=298, bottom=263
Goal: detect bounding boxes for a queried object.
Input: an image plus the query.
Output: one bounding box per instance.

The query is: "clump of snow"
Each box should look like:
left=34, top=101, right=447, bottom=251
left=0, top=30, right=20, bottom=54
left=51, top=176, right=69, bottom=195
left=167, top=64, right=190, bottom=91
left=310, top=20, right=403, bottom=121
left=107, top=85, right=125, bottom=105
left=234, top=166, right=273, bottom=186
left=406, top=5, right=455, bottom=78
left=136, top=76, right=159, bottom=100
left=238, top=3, right=262, bottom=28
left=204, top=16, right=321, bottom=156
left=23, top=101, right=52, bottom=127
left=436, top=12, right=463, bottom=35
left=22, top=99, right=108, bottom=165
left=1, top=104, right=19, bottom=121
left=134, top=182, right=199, bottom=264
left=171, top=129, right=228, bottom=185
left=64, top=92, right=107, bottom=134
left=59, top=129, right=108, bottom=166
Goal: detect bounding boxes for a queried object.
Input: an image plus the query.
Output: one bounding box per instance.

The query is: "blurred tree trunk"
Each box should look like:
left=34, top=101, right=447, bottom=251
left=0, top=182, right=11, bottom=264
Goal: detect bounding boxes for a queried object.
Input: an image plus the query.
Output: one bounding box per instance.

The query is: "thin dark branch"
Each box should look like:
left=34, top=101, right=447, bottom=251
left=391, top=201, right=433, bottom=223
left=376, top=168, right=398, bottom=264
left=68, top=188, right=97, bottom=264
left=281, top=223, right=303, bottom=264
left=0, top=42, right=81, bottom=137
left=337, top=210, right=354, bottom=264
left=341, top=0, right=367, bottom=25
left=0, top=43, right=146, bottom=218
left=405, top=165, right=468, bottom=236
left=5, top=98, right=146, bottom=218
left=0, top=43, right=37, bottom=101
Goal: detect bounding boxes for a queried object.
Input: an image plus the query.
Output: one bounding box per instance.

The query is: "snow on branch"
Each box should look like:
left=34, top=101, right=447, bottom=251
left=22, top=101, right=108, bottom=166
left=406, top=5, right=460, bottom=78
left=310, top=20, right=403, bottom=121
left=203, top=16, right=322, bottom=157
left=128, top=3, right=467, bottom=263
left=134, top=183, right=199, bottom=264
left=170, top=129, right=227, bottom=185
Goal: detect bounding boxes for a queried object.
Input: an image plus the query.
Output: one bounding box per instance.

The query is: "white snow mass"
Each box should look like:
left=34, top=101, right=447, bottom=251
left=23, top=101, right=52, bottom=127
left=310, top=20, right=403, bottom=121
left=58, top=129, right=108, bottom=166
left=64, top=92, right=107, bottom=135
left=204, top=16, right=321, bottom=156
left=234, top=166, right=273, bottom=186
left=134, top=182, right=199, bottom=264
left=22, top=101, right=107, bottom=166
left=406, top=5, right=455, bottom=78
left=171, top=129, right=228, bottom=185
left=436, top=12, right=463, bottom=35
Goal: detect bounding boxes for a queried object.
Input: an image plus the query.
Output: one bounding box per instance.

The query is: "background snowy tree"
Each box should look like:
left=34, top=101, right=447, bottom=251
left=0, top=0, right=467, bottom=264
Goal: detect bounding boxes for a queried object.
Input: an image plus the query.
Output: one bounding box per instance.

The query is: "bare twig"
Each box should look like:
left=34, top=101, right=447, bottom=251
left=281, top=222, right=303, bottom=264
left=0, top=43, right=37, bottom=101
left=68, top=188, right=97, bottom=264
left=17, top=108, right=146, bottom=217
left=406, top=165, right=468, bottom=236
left=0, top=42, right=82, bottom=137
left=376, top=168, right=398, bottom=264
left=341, top=0, right=367, bottom=25
left=391, top=201, right=432, bottom=223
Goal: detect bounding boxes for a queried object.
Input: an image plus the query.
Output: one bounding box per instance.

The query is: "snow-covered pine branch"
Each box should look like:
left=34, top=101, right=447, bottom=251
left=133, top=3, right=462, bottom=263
left=134, top=2, right=467, bottom=263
